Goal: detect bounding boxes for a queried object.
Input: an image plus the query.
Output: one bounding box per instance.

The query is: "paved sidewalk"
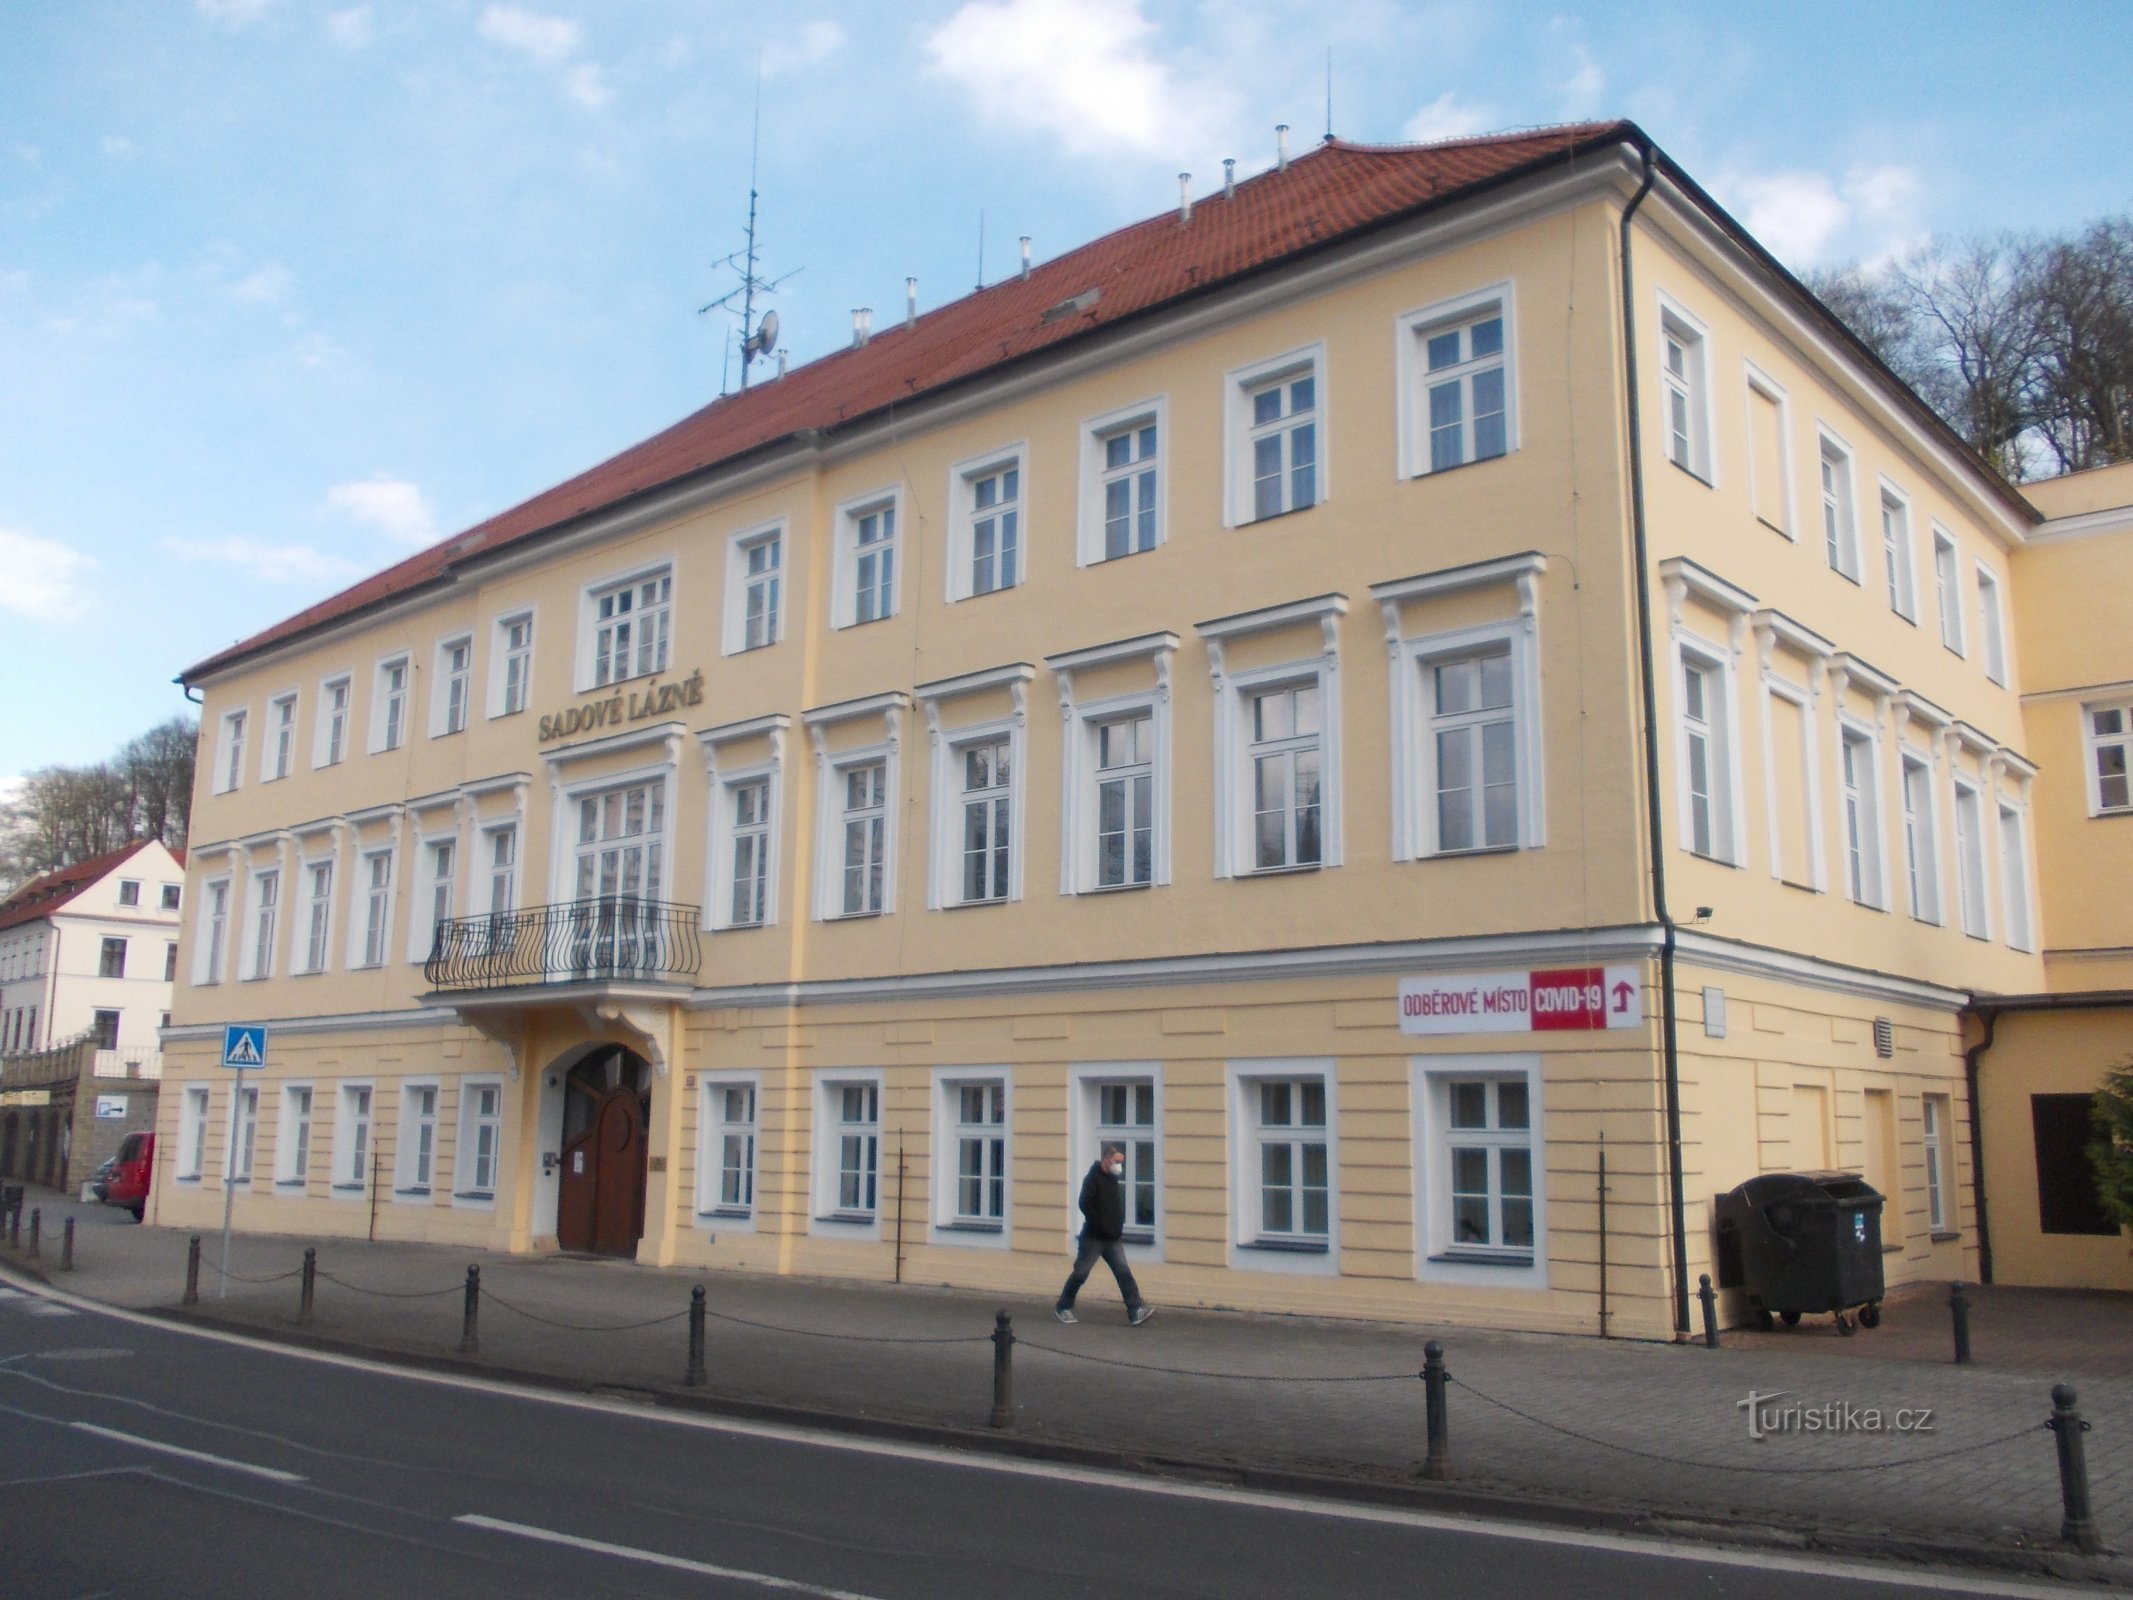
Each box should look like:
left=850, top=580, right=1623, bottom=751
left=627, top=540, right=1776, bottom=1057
left=5, top=1185, right=2127, bottom=1577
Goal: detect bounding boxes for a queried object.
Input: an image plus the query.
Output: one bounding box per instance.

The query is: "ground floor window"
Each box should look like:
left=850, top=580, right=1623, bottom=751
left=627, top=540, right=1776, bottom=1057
left=228, top=1085, right=258, bottom=1185
left=455, top=1079, right=503, bottom=1204
left=1085, top=1074, right=1158, bottom=1245
left=700, top=1078, right=758, bottom=1221
left=814, top=1076, right=882, bottom=1227
left=396, top=1083, right=439, bottom=1196
left=334, top=1084, right=373, bottom=1194
left=177, top=1085, right=210, bottom=1180
left=1415, top=1057, right=1545, bottom=1281
left=936, top=1075, right=1008, bottom=1234
left=1230, top=1064, right=1334, bottom=1259
left=275, top=1086, right=312, bottom=1188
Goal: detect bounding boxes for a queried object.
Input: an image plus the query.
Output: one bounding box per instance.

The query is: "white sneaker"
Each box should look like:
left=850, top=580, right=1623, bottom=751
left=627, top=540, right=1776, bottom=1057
left=1053, top=1307, right=1077, bottom=1324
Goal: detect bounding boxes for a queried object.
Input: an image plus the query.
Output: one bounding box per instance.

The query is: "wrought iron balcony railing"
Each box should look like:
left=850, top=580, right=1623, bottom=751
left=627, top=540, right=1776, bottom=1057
left=424, top=897, right=702, bottom=993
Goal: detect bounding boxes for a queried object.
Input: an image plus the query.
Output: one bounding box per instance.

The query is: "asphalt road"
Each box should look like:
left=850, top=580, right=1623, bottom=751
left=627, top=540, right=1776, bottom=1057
left=0, top=1278, right=2084, bottom=1599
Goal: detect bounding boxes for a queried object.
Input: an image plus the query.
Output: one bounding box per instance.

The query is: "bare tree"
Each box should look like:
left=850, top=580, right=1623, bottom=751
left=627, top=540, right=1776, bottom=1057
left=0, top=716, right=197, bottom=894
left=2029, top=217, right=2133, bottom=474
left=118, top=716, right=197, bottom=850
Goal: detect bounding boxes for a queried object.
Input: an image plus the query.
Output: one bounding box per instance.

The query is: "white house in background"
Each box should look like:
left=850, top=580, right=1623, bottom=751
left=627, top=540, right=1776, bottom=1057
left=0, top=841, right=186, bottom=1075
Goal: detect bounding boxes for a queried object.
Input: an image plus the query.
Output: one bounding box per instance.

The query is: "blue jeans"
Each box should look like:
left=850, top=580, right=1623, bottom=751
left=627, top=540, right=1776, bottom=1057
left=1057, top=1232, right=1141, bottom=1312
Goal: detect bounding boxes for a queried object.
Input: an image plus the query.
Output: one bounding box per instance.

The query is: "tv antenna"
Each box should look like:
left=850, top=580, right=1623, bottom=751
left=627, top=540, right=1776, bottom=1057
left=699, top=62, right=800, bottom=393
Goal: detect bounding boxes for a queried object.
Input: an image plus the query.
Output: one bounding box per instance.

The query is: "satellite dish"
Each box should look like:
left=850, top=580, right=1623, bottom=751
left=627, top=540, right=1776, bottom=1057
left=743, top=309, right=780, bottom=361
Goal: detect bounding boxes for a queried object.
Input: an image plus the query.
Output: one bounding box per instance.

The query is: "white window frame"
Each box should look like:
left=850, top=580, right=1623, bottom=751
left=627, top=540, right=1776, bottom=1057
left=177, top=1083, right=210, bottom=1181
left=482, top=822, right=520, bottom=919
left=1396, top=281, right=1516, bottom=480
left=1817, top=429, right=1861, bottom=582
left=432, top=634, right=474, bottom=738
left=194, top=875, right=232, bottom=986
left=1952, top=776, right=1991, bottom=940
left=930, top=1068, right=1011, bottom=1247
left=1414, top=1054, right=1548, bottom=1288
left=1975, top=563, right=2008, bottom=685
left=1998, top=799, right=2034, bottom=952
left=1211, top=653, right=1341, bottom=877
left=1879, top=481, right=1918, bottom=622
left=710, top=766, right=777, bottom=931
left=927, top=717, right=1025, bottom=910
left=332, top=1082, right=375, bottom=1196
left=832, top=490, right=902, bottom=628
left=1224, top=344, right=1326, bottom=527
left=1067, top=1063, right=1163, bottom=1257
left=1922, top=1093, right=1954, bottom=1234
left=577, top=557, right=675, bottom=691
left=813, top=744, right=897, bottom=921
left=696, top=1074, right=761, bottom=1230
left=810, top=1071, right=884, bottom=1238
left=246, top=866, right=279, bottom=981
left=1075, top=397, right=1168, bottom=566
left=1743, top=362, right=1794, bottom=537
left=349, top=846, right=395, bottom=969
left=1058, top=693, right=1172, bottom=894
left=1837, top=718, right=1888, bottom=910
left=1675, top=633, right=1744, bottom=865
left=227, top=1082, right=259, bottom=1187
left=1932, top=527, right=1965, bottom=655
left=1227, top=1060, right=1337, bottom=1274
left=1389, top=619, right=1544, bottom=861
left=264, top=692, right=298, bottom=782
left=273, top=1083, right=313, bottom=1189
left=394, top=1080, right=441, bottom=1199
left=1900, top=749, right=1944, bottom=925
left=1656, top=296, right=1713, bottom=483
left=295, top=854, right=335, bottom=975
left=369, top=653, right=411, bottom=754
left=945, top=447, right=1027, bottom=601
left=2085, top=702, right=2133, bottom=816
left=215, top=708, right=248, bottom=794
left=314, top=673, right=352, bottom=767
left=1760, top=671, right=1825, bottom=890
left=409, top=831, right=457, bottom=965
left=722, top=521, right=784, bottom=653
left=453, top=1077, right=505, bottom=1206
left=490, top=609, right=535, bottom=719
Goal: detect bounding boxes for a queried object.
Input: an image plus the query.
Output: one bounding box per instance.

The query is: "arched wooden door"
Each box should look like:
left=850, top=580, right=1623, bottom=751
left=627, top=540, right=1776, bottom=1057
left=556, top=1049, right=649, bottom=1256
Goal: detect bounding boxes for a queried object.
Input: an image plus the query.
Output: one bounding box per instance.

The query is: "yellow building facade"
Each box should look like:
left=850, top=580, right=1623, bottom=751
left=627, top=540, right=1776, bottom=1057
left=158, top=124, right=2088, bottom=1339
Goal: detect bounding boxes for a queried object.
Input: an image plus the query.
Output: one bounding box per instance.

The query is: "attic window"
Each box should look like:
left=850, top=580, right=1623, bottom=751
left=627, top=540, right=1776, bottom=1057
left=1041, top=287, right=1101, bottom=324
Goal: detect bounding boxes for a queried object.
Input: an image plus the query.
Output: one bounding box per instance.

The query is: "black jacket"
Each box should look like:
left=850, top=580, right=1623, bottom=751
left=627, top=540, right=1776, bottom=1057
left=1078, top=1160, right=1125, bottom=1240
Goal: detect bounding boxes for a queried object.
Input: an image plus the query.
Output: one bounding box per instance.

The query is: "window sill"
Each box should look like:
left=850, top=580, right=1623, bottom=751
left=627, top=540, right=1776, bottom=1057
left=1240, top=862, right=1322, bottom=879
left=1930, top=1230, right=1961, bottom=1244
left=273, top=1180, right=306, bottom=1192
left=330, top=1183, right=366, bottom=1196
left=1755, top=515, right=1791, bottom=540
left=1242, top=1237, right=1328, bottom=1254
left=1081, top=880, right=1155, bottom=895
left=1430, top=1249, right=1536, bottom=1268
left=826, top=909, right=886, bottom=922
left=713, top=919, right=769, bottom=933
left=699, top=1207, right=753, bottom=1221
left=1779, top=878, right=1820, bottom=894
left=1668, top=459, right=1713, bottom=488
left=1684, top=848, right=1744, bottom=869
left=940, top=1220, right=1004, bottom=1234
left=817, top=1212, right=877, bottom=1226
left=452, top=1190, right=496, bottom=1203
left=1237, top=501, right=1318, bottom=529
left=1119, top=1230, right=1156, bottom=1248
left=487, top=707, right=527, bottom=720
left=946, top=895, right=1010, bottom=910
left=957, top=581, right=1022, bottom=604
left=1422, top=844, right=1520, bottom=860
left=1406, top=450, right=1512, bottom=482
left=393, top=1187, right=431, bottom=1199
left=2090, top=807, right=2133, bottom=820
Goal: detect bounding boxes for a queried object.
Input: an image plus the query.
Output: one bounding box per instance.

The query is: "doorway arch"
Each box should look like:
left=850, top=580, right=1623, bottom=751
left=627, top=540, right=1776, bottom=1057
left=555, top=1044, right=650, bottom=1257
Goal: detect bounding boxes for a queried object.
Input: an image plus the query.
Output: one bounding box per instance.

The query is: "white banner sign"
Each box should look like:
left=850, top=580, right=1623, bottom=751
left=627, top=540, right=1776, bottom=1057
left=96, top=1095, right=129, bottom=1119
left=1399, top=966, right=1645, bottom=1036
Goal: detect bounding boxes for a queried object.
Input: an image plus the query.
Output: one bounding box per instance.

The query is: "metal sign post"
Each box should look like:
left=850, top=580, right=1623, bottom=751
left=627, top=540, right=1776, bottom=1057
left=218, top=1026, right=267, bottom=1301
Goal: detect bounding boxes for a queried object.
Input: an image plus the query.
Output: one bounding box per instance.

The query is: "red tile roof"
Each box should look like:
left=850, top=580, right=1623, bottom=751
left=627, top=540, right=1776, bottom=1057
left=0, top=841, right=159, bottom=933
left=182, top=123, right=1638, bottom=682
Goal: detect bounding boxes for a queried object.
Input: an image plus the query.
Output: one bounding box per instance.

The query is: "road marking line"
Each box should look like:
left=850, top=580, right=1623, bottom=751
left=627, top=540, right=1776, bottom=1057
left=70, top=1422, right=306, bottom=1484
left=454, top=1515, right=891, bottom=1598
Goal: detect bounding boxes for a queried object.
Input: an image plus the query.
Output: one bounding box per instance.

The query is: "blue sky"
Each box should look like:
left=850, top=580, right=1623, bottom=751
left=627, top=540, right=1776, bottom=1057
left=3, top=0, right=2129, bottom=788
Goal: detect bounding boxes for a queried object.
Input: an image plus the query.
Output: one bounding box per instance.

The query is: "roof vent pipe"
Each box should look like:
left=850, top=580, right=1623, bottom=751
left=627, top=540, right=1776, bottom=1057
left=851, top=308, right=872, bottom=348
left=1223, top=158, right=1236, bottom=199
left=905, top=278, right=918, bottom=331
left=1019, top=236, right=1031, bottom=280
left=1276, top=124, right=1290, bottom=170
left=1177, top=172, right=1192, bottom=225
left=776, top=349, right=787, bottom=379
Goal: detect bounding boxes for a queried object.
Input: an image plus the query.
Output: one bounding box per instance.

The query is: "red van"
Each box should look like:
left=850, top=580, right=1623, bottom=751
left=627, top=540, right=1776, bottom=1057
left=103, top=1132, right=154, bottom=1221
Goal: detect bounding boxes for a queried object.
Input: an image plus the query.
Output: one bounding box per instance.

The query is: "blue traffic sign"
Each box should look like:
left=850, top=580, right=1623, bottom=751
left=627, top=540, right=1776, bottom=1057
left=221, top=1025, right=267, bottom=1069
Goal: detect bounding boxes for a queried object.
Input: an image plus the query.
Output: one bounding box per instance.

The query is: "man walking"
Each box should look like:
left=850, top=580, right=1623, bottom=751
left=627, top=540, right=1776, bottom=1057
left=1055, top=1142, right=1154, bottom=1325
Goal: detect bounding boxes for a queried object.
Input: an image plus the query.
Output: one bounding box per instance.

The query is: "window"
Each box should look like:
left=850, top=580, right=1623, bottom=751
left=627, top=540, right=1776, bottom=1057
left=1880, top=489, right=1917, bottom=620
left=1432, top=649, right=1518, bottom=854
left=1096, top=417, right=1160, bottom=560
left=1086, top=1075, right=1159, bottom=1245
left=1093, top=713, right=1154, bottom=888
left=949, top=454, right=1023, bottom=599
left=1659, top=306, right=1710, bottom=480
left=1901, top=754, right=1942, bottom=924
left=412, top=838, right=454, bottom=963
left=435, top=636, right=472, bottom=737
left=1246, top=682, right=1322, bottom=870
left=99, top=937, right=127, bottom=979
left=118, top=879, right=141, bottom=908
left=957, top=737, right=1014, bottom=904
left=1922, top=1094, right=1954, bottom=1234
left=837, top=759, right=889, bottom=917
left=229, top=1084, right=258, bottom=1185
left=1385, top=607, right=1542, bottom=863
left=163, top=942, right=178, bottom=982
left=1745, top=369, right=1791, bottom=534
left=300, top=860, right=333, bottom=974
left=1400, top=287, right=1512, bottom=476
left=374, top=656, right=410, bottom=752
left=1932, top=531, right=1964, bottom=654
left=841, top=499, right=898, bottom=625
left=261, top=692, right=295, bottom=781
left=1839, top=726, right=1886, bottom=908
left=726, top=527, right=782, bottom=650
left=355, top=850, right=394, bottom=968
left=591, top=567, right=672, bottom=686
left=334, top=1084, right=373, bottom=1192
left=396, top=1083, right=438, bottom=1195
left=1226, top=349, right=1322, bottom=525
left=456, top=1079, right=503, bottom=1202
left=178, top=1084, right=210, bottom=1180
left=818, top=1079, right=880, bottom=1221
left=217, top=709, right=247, bottom=793
left=495, top=612, right=534, bottom=717
left=1245, top=1074, right=1330, bottom=1248
left=1819, top=435, right=1859, bottom=580
left=92, top=1009, right=120, bottom=1050
left=2088, top=704, right=2133, bottom=814
left=160, top=883, right=181, bottom=912
left=940, top=1077, right=1008, bottom=1231
left=1976, top=567, right=2007, bottom=685
left=249, top=869, right=279, bottom=980
left=727, top=779, right=772, bottom=927
left=316, top=675, right=351, bottom=767
left=1444, top=1078, right=1535, bottom=1258
left=2032, top=1095, right=2115, bottom=1236
left=1953, top=779, right=1990, bottom=938
left=1678, top=645, right=1736, bottom=863
left=196, top=879, right=231, bottom=985
left=1999, top=802, right=2033, bottom=951
left=485, top=825, right=518, bottom=917
left=701, top=1080, right=758, bottom=1219
left=276, top=1087, right=312, bottom=1186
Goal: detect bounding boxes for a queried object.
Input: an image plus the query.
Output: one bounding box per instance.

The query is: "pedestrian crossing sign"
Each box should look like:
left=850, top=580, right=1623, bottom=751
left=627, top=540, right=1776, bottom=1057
left=221, top=1025, right=267, bottom=1069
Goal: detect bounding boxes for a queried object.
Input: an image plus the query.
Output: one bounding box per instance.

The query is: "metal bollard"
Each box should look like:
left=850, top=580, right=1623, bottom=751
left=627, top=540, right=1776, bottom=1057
left=61, top=1216, right=74, bottom=1271
left=459, top=1265, right=480, bottom=1355
left=684, top=1286, right=707, bottom=1387
left=298, top=1248, right=316, bottom=1326
left=1422, top=1340, right=1451, bottom=1481
left=2048, top=1383, right=2100, bottom=1554
left=1698, top=1274, right=1720, bottom=1348
left=1950, top=1281, right=1972, bottom=1366
left=184, top=1235, right=202, bottom=1305
left=27, top=1208, right=39, bottom=1260
left=989, top=1311, right=1015, bottom=1428
left=7, top=1200, right=17, bottom=1248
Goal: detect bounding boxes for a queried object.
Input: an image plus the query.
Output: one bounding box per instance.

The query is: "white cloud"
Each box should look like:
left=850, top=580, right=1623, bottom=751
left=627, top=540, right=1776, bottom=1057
left=1727, top=162, right=1926, bottom=270
left=762, top=19, right=845, bottom=75
left=324, top=475, right=438, bottom=546
left=325, top=6, right=373, bottom=49
left=1401, top=91, right=1493, bottom=145
left=1560, top=42, right=1605, bottom=114
left=196, top=0, right=276, bottom=27
left=163, top=536, right=365, bottom=586
left=923, top=0, right=1236, bottom=158
left=231, top=263, right=293, bottom=304
left=563, top=62, right=611, bottom=109
left=0, top=527, right=96, bottom=621
left=478, top=5, right=581, bottom=65
left=101, top=134, right=136, bottom=159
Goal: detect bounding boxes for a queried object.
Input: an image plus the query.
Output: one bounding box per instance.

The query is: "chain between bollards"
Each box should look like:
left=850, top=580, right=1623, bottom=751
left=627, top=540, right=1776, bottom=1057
left=1950, top=1281, right=1972, bottom=1365
left=1698, top=1274, right=1720, bottom=1348
left=184, top=1235, right=201, bottom=1304
left=989, top=1311, right=1015, bottom=1428
left=60, top=1216, right=74, bottom=1271
left=1421, top=1340, right=1450, bottom=1480
left=298, top=1247, right=317, bottom=1325
left=459, top=1265, right=480, bottom=1355
left=27, top=1207, right=40, bottom=1261
left=2049, top=1383, right=2100, bottom=1554
left=684, top=1285, right=707, bottom=1387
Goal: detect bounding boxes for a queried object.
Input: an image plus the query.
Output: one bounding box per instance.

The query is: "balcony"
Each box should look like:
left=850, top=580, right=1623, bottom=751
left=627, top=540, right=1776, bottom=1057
left=423, top=897, right=703, bottom=995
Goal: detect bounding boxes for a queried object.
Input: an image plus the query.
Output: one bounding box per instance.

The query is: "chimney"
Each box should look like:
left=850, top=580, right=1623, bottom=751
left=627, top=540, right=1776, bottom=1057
left=905, top=277, right=918, bottom=331
left=1223, top=158, right=1235, bottom=199
left=851, top=308, right=872, bottom=348
left=1177, top=172, right=1192, bottom=225
left=776, top=349, right=787, bottom=379
left=1276, top=123, right=1290, bottom=171
left=1019, top=236, right=1031, bottom=281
